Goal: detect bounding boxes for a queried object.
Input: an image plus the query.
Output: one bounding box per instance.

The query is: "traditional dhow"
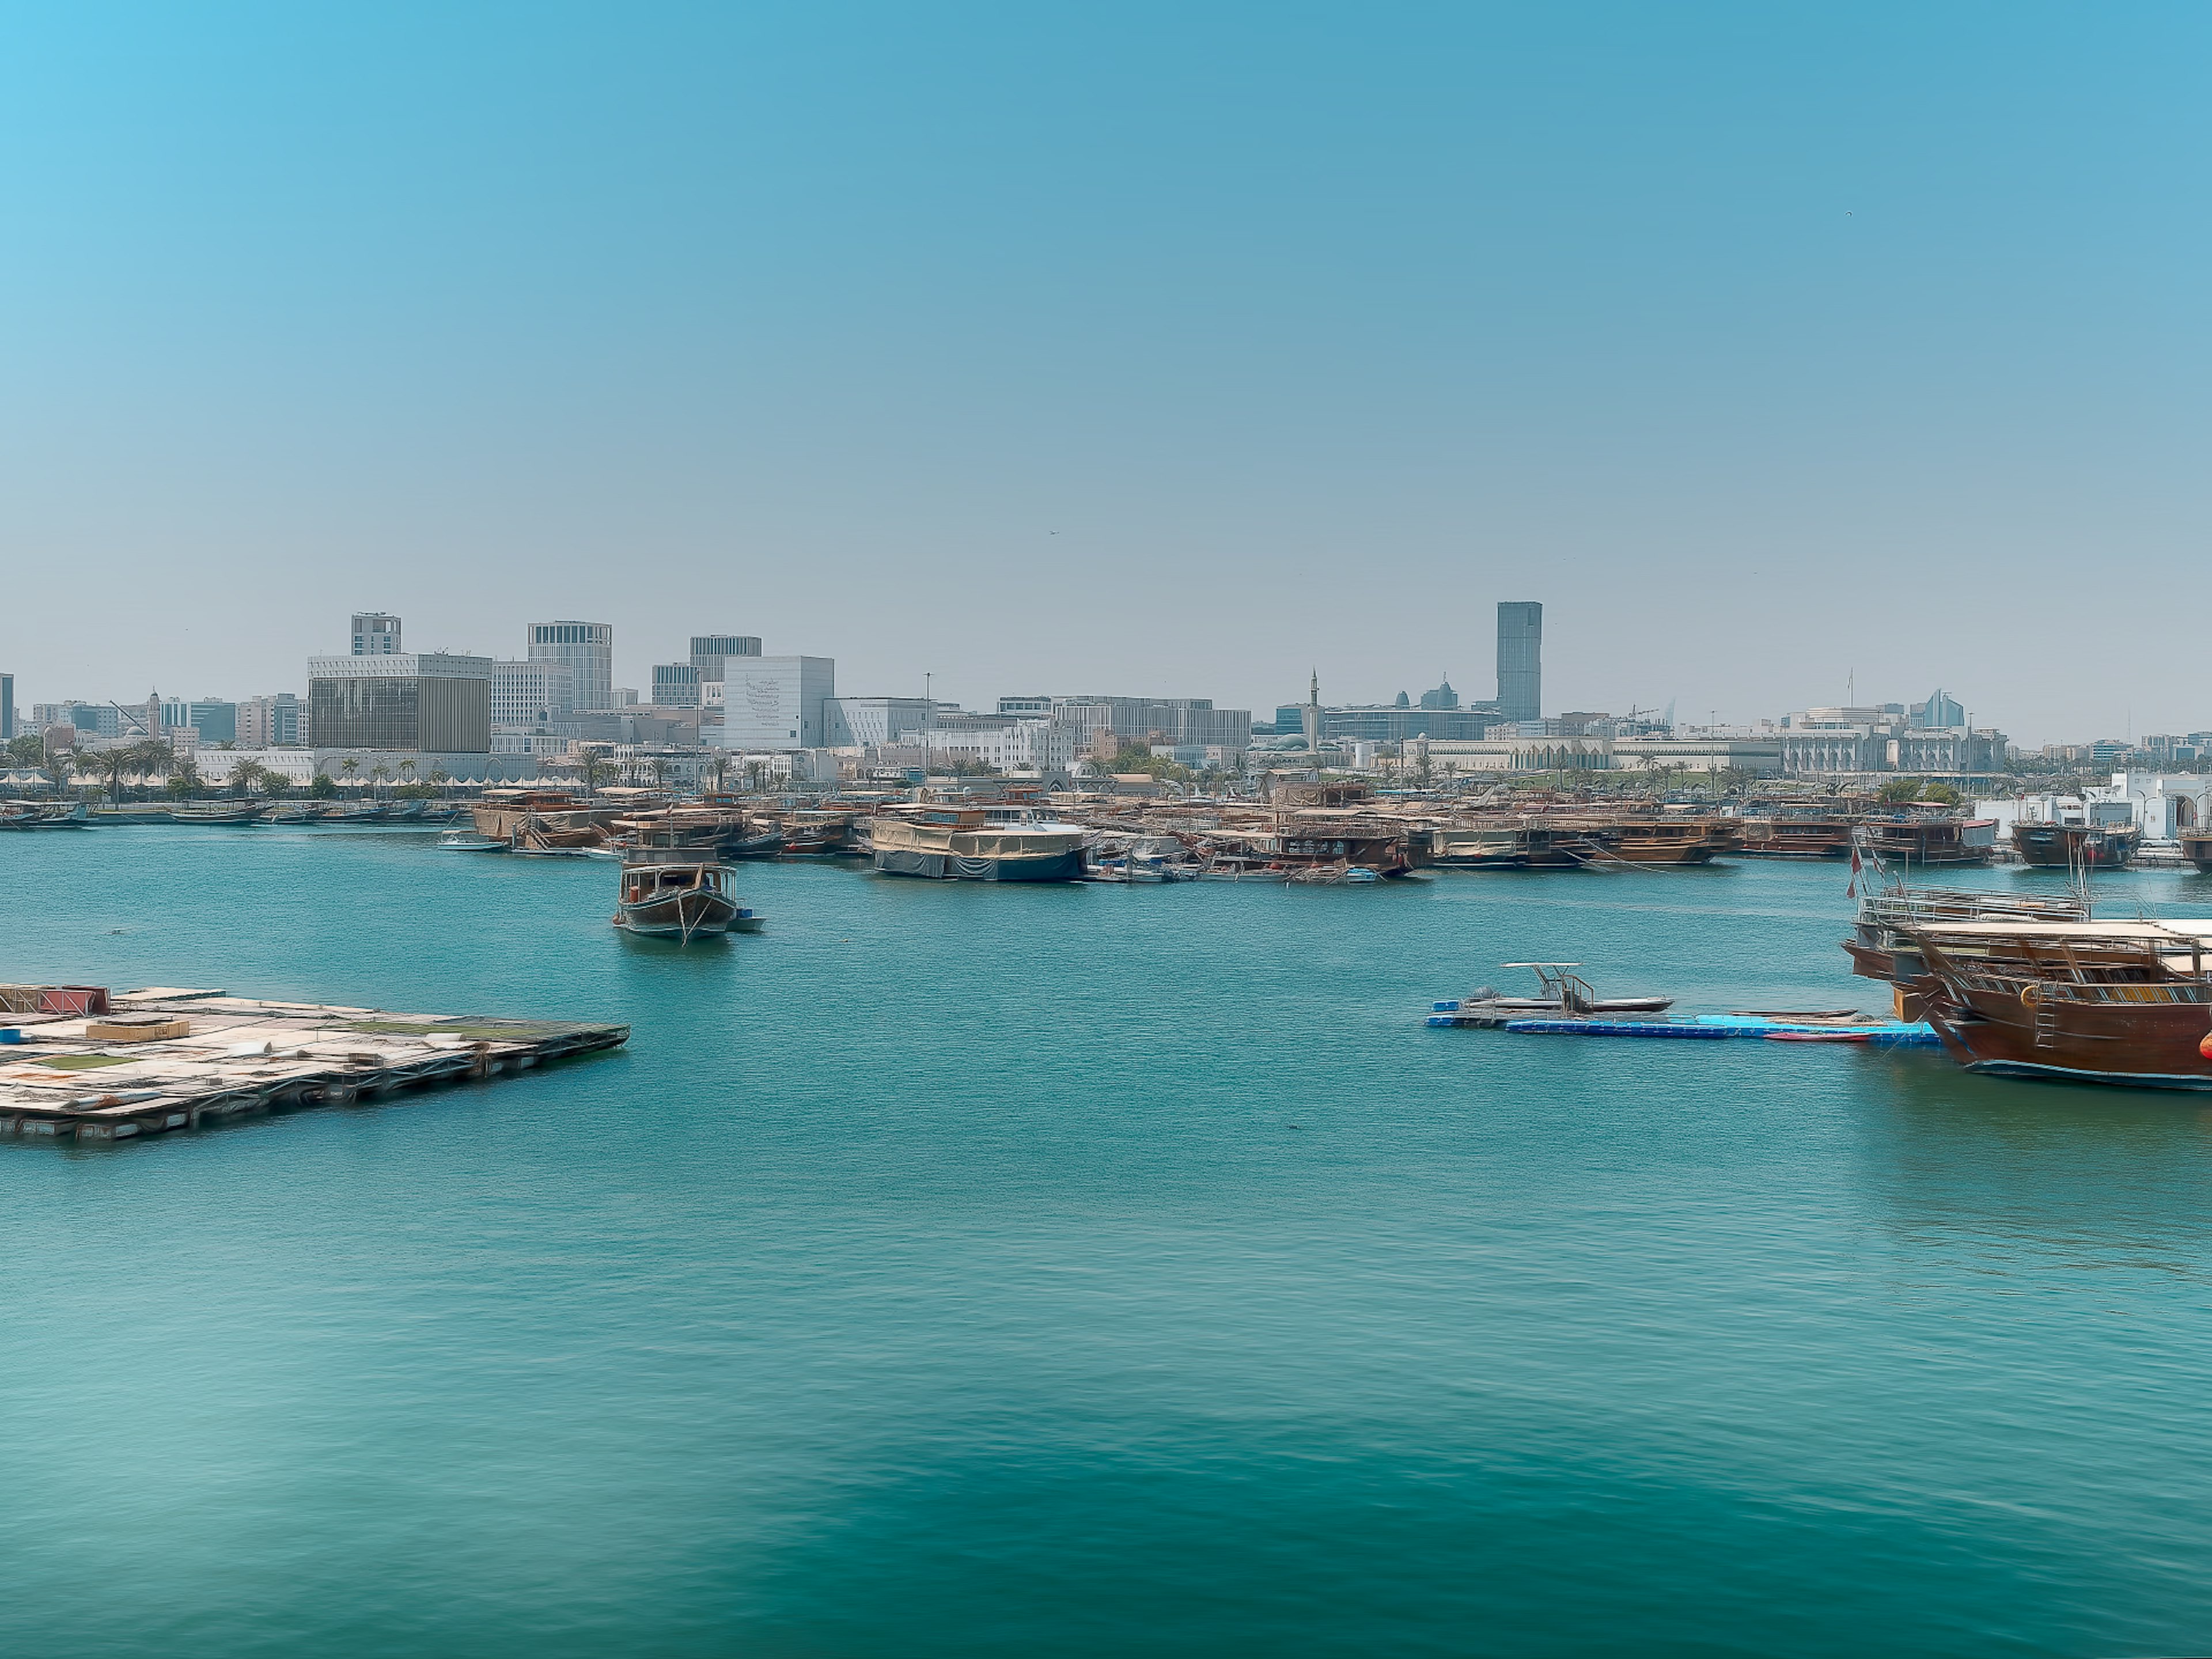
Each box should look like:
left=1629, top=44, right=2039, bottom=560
left=1737, top=808, right=1859, bottom=859
left=1853, top=813, right=1999, bottom=866
left=2185, top=830, right=2212, bottom=874
left=865, top=805, right=1088, bottom=881
left=1567, top=815, right=1741, bottom=866
left=613, top=852, right=756, bottom=940
left=0, top=801, right=89, bottom=830
left=170, top=800, right=267, bottom=825
left=1843, top=883, right=2092, bottom=1018
left=472, top=789, right=626, bottom=845
left=2012, top=820, right=2143, bottom=870
left=1912, top=919, right=2212, bottom=1090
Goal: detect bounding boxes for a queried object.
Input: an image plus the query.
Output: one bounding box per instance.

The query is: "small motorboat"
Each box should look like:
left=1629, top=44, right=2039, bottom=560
left=436, top=828, right=509, bottom=852
left=613, top=853, right=758, bottom=941
left=1427, top=963, right=1676, bottom=1028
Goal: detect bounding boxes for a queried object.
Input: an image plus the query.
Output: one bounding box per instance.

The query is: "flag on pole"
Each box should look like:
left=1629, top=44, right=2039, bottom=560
left=1847, top=843, right=1861, bottom=900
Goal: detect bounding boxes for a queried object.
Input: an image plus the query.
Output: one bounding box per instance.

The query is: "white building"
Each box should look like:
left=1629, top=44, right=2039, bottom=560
left=528, top=621, right=613, bottom=711
left=711, top=656, right=835, bottom=751
left=1979, top=774, right=2212, bottom=844
left=927, top=719, right=1078, bottom=772
left=491, top=660, right=577, bottom=728
left=822, top=696, right=942, bottom=747
left=351, top=613, right=402, bottom=656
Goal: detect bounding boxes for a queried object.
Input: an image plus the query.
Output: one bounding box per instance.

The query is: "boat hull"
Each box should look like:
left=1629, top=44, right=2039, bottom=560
left=2012, top=824, right=2140, bottom=869
left=615, top=892, right=745, bottom=938
left=874, top=846, right=1086, bottom=881
left=1926, top=1004, right=2212, bottom=1090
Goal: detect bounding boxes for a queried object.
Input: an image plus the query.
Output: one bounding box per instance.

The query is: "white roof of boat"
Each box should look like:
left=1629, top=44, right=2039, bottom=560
left=1921, top=919, right=2212, bottom=940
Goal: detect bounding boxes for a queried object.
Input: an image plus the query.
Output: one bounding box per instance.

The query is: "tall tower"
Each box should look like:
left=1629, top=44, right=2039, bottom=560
left=528, top=621, right=615, bottom=710
left=351, top=613, right=402, bottom=656
left=1301, top=669, right=1321, bottom=750
left=1496, top=602, right=1542, bottom=722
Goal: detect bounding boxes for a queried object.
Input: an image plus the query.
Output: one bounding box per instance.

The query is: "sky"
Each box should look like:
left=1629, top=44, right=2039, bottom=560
left=2, top=3, right=2207, bottom=745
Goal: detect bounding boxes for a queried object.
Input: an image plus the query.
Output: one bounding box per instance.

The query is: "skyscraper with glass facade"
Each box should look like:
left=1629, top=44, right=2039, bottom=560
left=1495, top=602, right=1543, bottom=722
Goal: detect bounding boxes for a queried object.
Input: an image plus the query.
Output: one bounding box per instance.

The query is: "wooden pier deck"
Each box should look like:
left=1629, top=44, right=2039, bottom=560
left=0, top=987, right=627, bottom=1143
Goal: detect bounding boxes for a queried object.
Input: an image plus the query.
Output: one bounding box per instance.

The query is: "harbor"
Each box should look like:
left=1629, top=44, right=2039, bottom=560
left=10, top=751, right=2212, bottom=1657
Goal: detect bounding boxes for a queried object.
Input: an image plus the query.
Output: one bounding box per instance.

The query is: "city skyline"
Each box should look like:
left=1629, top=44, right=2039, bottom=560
left=6, top=7, right=2212, bottom=744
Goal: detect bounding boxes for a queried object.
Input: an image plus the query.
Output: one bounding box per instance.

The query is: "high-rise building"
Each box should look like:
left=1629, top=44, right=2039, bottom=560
left=351, top=613, right=403, bottom=656
left=652, top=663, right=703, bottom=708
left=528, top=621, right=613, bottom=710
left=160, top=699, right=237, bottom=744
left=1, top=672, right=13, bottom=741
left=237, top=694, right=305, bottom=748
left=306, top=653, right=493, bottom=753
left=1496, top=602, right=1543, bottom=722
left=713, top=656, right=835, bottom=751
left=690, top=635, right=762, bottom=684
left=490, top=661, right=577, bottom=728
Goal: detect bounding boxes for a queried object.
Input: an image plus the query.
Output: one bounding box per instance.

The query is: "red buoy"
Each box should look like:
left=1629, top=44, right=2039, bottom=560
left=2200, top=1031, right=2212, bottom=1061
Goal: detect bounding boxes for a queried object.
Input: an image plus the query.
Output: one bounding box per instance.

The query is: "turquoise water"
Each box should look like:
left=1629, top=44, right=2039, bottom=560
left=7, top=830, right=2212, bottom=1657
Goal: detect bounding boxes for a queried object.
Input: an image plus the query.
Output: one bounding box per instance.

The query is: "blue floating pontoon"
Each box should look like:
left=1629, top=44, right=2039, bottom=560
left=1504, top=1020, right=1732, bottom=1039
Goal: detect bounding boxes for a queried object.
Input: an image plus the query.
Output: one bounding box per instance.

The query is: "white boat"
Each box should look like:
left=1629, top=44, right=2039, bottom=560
left=436, top=828, right=509, bottom=852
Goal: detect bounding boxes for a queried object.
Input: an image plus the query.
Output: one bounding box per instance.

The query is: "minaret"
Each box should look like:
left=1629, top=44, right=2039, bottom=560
left=1302, top=669, right=1320, bottom=751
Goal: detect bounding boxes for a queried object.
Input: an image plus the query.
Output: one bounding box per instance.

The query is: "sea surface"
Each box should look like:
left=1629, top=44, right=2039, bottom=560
left=7, top=828, right=2212, bottom=1658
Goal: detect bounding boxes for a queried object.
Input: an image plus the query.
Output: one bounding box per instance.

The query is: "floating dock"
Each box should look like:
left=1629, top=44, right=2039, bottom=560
left=0, top=986, right=627, bottom=1143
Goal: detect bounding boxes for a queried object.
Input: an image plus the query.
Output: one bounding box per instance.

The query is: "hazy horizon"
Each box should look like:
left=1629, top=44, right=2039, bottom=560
left=5, top=5, right=2209, bottom=748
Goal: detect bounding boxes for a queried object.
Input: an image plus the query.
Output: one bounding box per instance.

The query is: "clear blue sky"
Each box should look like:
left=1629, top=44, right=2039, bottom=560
left=3, top=3, right=2206, bottom=743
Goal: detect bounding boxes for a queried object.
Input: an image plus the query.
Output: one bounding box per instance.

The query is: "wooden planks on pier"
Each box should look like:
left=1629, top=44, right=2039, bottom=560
left=0, top=987, right=627, bottom=1143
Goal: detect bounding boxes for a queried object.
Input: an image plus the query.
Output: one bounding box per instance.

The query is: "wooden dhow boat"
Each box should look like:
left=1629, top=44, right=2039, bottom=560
left=1737, top=809, right=1859, bottom=859
left=0, top=801, right=89, bottom=830
left=2184, top=830, right=2212, bottom=874
left=1853, top=813, right=1999, bottom=866
left=1912, top=919, right=2212, bottom=1090
left=1843, top=882, right=2092, bottom=1017
left=1567, top=815, right=1741, bottom=866
left=2012, top=820, right=2142, bottom=869
left=613, top=852, right=757, bottom=941
left=865, top=805, right=1088, bottom=881
left=170, top=800, right=266, bottom=824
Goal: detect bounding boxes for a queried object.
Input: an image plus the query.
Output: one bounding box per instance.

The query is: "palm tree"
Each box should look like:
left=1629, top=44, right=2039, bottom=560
left=369, top=762, right=392, bottom=800
left=226, top=757, right=265, bottom=799
left=169, top=752, right=202, bottom=801
left=429, top=768, right=451, bottom=799
left=745, top=759, right=766, bottom=795
left=397, top=759, right=417, bottom=794
left=648, top=755, right=671, bottom=793
left=707, top=752, right=731, bottom=795
left=140, top=740, right=177, bottom=798
left=339, top=757, right=359, bottom=796
left=75, top=748, right=117, bottom=805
